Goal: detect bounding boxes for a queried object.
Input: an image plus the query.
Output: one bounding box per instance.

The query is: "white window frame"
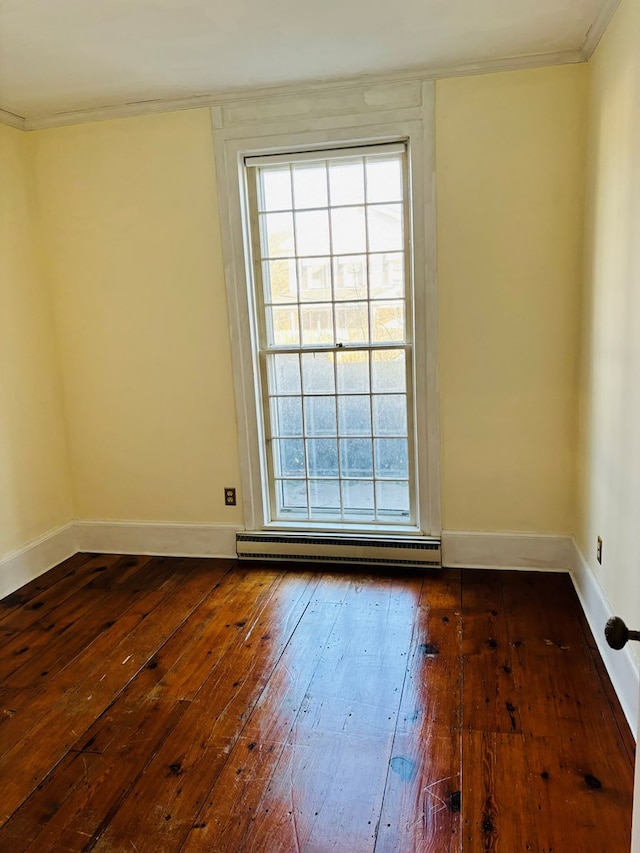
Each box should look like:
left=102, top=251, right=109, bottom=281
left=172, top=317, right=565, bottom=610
left=211, top=78, right=441, bottom=536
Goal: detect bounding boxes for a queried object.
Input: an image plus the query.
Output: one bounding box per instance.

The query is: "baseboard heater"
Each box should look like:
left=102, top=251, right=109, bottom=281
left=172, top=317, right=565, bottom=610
left=236, top=532, right=441, bottom=568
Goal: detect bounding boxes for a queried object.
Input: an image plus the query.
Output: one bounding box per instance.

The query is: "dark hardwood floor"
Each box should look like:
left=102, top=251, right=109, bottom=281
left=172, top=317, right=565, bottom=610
left=0, top=553, right=633, bottom=851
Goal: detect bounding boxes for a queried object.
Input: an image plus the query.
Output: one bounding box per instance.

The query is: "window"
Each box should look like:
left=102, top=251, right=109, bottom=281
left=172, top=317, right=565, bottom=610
left=246, top=144, right=416, bottom=526
left=212, top=79, right=440, bottom=536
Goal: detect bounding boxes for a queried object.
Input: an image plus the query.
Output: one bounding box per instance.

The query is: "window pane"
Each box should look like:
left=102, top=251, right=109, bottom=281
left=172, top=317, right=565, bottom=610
left=307, top=439, right=339, bottom=477
left=296, top=210, right=330, bottom=256
left=270, top=353, right=301, bottom=395
left=263, top=259, right=297, bottom=304
left=368, top=205, right=403, bottom=253
left=336, top=350, right=369, bottom=394
left=302, top=352, right=335, bottom=394
left=369, top=253, right=403, bottom=299
left=366, top=157, right=403, bottom=203
left=331, top=207, right=366, bottom=255
left=270, top=396, right=303, bottom=437
left=375, top=438, right=409, bottom=479
left=299, top=258, right=332, bottom=302
left=304, top=396, right=337, bottom=436
left=373, top=394, right=407, bottom=435
left=371, top=301, right=405, bottom=343
left=340, top=438, right=373, bottom=478
left=335, top=302, right=369, bottom=344
left=261, top=167, right=293, bottom=211
left=261, top=212, right=295, bottom=257
left=334, top=255, right=367, bottom=301
left=273, top=439, right=306, bottom=476
left=309, top=480, right=340, bottom=516
left=300, top=304, right=333, bottom=346
left=342, top=479, right=375, bottom=518
left=371, top=350, right=406, bottom=393
left=337, top=395, right=371, bottom=435
left=278, top=479, right=308, bottom=516
left=375, top=480, right=410, bottom=516
left=292, top=163, right=328, bottom=208
left=266, top=305, right=299, bottom=346
left=329, top=160, right=364, bottom=206
left=253, top=147, right=414, bottom=527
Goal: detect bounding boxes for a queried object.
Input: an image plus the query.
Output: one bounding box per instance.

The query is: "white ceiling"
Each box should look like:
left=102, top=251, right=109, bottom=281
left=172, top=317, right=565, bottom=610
left=0, top=0, right=616, bottom=122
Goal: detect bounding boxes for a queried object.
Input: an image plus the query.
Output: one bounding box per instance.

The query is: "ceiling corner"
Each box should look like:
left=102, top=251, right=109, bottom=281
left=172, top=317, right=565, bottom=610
left=0, top=106, right=27, bottom=132
left=581, top=0, right=622, bottom=58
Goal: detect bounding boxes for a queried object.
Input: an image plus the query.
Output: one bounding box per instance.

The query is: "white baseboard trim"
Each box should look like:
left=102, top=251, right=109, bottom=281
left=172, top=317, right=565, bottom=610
left=0, top=523, right=77, bottom=599
left=441, top=530, right=574, bottom=571
left=570, top=539, right=639, bottom=735
left=74, top=521, right=241, bottom=559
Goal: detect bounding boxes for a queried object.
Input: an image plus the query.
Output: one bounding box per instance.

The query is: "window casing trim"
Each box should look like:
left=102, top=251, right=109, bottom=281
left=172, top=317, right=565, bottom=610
left=211, top=80, right=440, bottom=536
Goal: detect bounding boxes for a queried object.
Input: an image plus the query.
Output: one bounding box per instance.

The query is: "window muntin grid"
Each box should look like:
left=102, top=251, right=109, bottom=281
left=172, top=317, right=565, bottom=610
left=249, top=146, right=414, bottom=525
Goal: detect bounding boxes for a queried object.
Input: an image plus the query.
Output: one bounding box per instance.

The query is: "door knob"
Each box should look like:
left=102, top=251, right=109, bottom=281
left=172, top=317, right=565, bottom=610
left=604, top=617, right=640, bottom=650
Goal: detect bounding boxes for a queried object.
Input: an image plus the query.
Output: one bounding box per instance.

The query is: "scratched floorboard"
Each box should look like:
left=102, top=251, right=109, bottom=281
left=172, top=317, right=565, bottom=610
left=0, top=557, right=633, bottom=852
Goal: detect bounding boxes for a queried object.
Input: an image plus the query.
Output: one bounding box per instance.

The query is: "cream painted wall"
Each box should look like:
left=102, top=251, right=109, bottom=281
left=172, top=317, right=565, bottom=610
left=32, top=110, right=243, bottom=525
left=27, top=68, right=587, bottom=536
left=579, top=0, right=640, bottom=661
left=0, top=124, right=72, bottom=557
left=436, top=65, right=587, bottom=533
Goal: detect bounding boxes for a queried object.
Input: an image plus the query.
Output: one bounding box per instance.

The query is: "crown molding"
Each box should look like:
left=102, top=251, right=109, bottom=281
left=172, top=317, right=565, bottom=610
left=18, top=48, right=584, bottom=132
left=581, top=0, right=621, bottom=58
left=0, top=107, right=26, bottom=131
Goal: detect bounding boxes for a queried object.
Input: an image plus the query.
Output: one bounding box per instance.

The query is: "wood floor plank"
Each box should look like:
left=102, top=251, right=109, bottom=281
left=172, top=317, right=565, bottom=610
left=375, top=569, right=462, bottom=853
left=462, top=571, right=635, bottom=853
left=0, top=555, right=161, bottom=685
left=0, top=554, right=124, bottom=634
left=0, top=557, right=232, bottom=823
left=265, top=701, right=394, bottom=853
left=87, top=567, right=319, bottom=852
left=0, top=555, right=196, bottom=757
left=0, top=552, right=95, bottom=617
left=0, top=554, right=127, bottom=675
left=0, top=556, right=633, bottom=852
left=181, top=573, right=422, bottom=853
left=2, top=556, right=156, bottom=687
left=461, top=570, right=521, bottom=734
left=128, top=564, right=288, bottom=703
left=462, top=730, right=540, bottom=852
left=502, top=572, right=630, bottom=748
left=521, top=732, right=632, bottom=853
left=175, top=572, right=364, bottom=853
left=0, top=697, right=189, bottom=853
